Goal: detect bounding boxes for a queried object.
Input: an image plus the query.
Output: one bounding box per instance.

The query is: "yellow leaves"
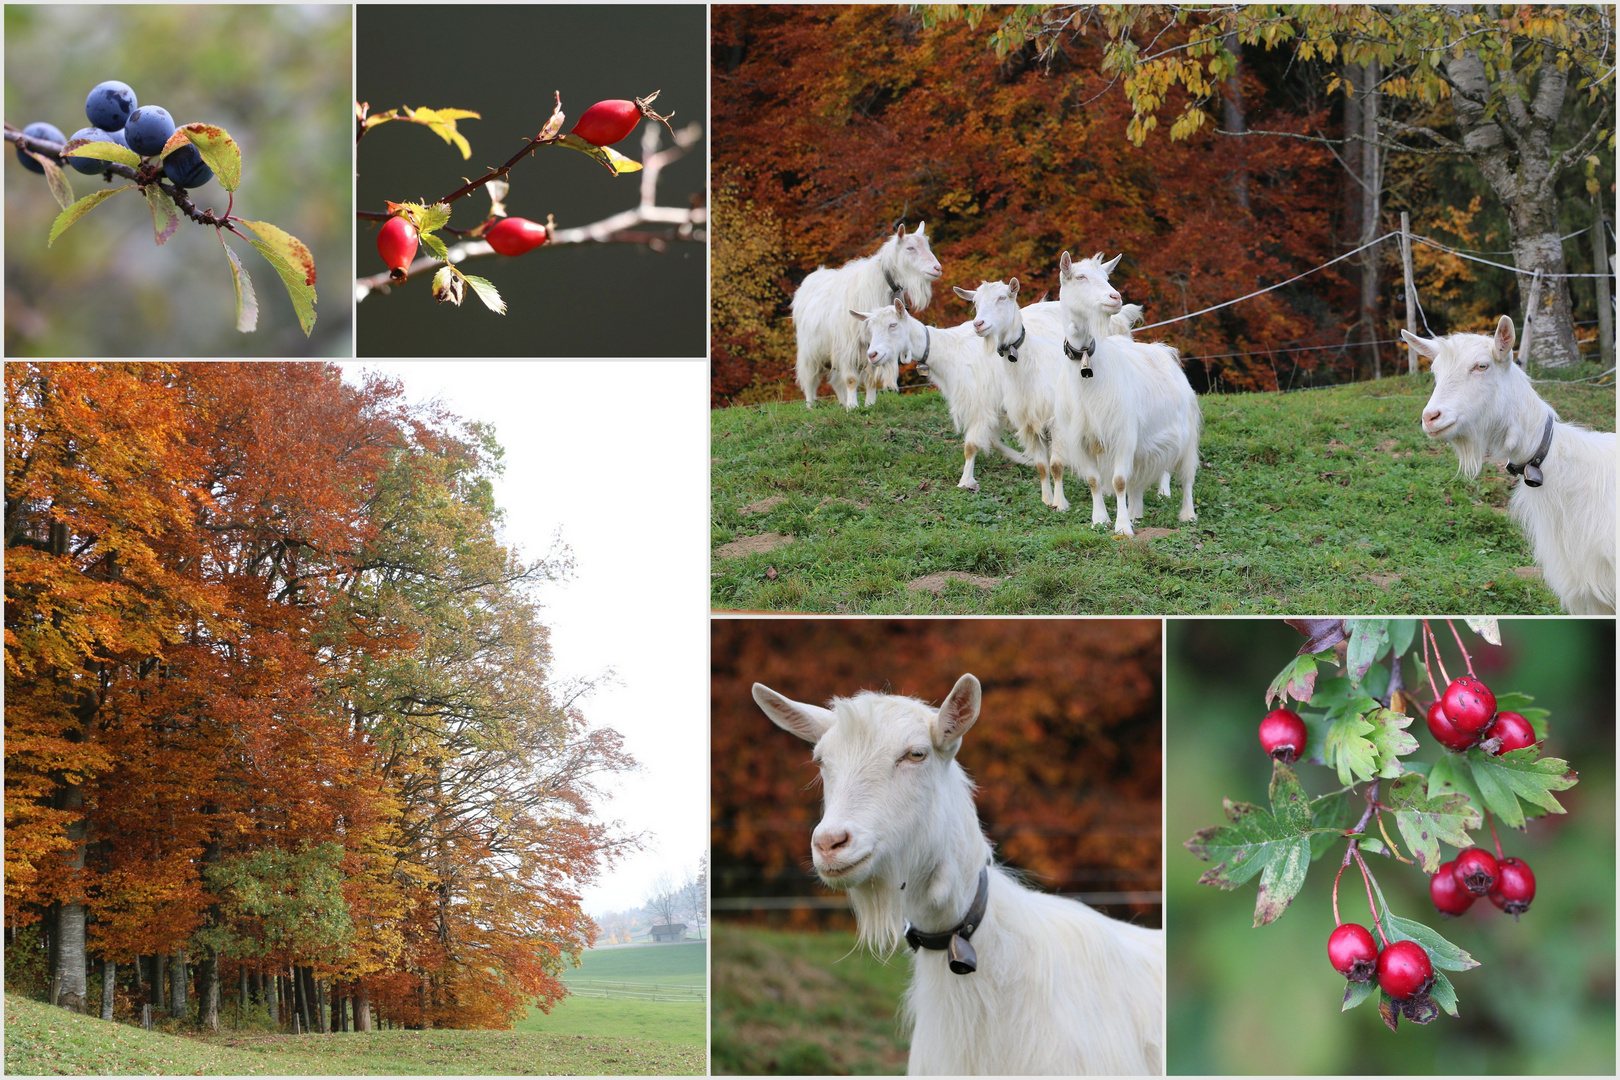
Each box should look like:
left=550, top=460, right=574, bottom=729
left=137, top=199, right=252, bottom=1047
left=361, top=104, right=483, bottom=160
left=1168, top=106, right=1209, bottom=141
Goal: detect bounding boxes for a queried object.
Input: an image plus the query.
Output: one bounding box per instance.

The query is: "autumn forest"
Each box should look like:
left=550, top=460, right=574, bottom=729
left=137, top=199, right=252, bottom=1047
left=4, top=363, right=635, bottom=1034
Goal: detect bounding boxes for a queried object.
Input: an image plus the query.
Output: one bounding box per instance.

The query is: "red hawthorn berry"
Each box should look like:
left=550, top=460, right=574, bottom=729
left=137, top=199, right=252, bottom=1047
left=486, top=216, right=550, bottom=257
left=1258, top=708, right=1307, bottom=765
left=1440, top=675, right=1497, bottom=734
left=1488, top=856, right=1536, bottom=918
left=1327, top=923, right=1379, bottom=983
left=1489, top=711, right=1536, bottom=754
left=570, top=92, right=672, bottom=146
left=1452, top=847, right=1499, bottom=895
left=1376, top=939, right=1434, bottom=1000
left=1430, top=859, right=1476, bottom=916
left=378, top=216, right=419, bottom=273
left=1426, top=700, right=1476, bottom=752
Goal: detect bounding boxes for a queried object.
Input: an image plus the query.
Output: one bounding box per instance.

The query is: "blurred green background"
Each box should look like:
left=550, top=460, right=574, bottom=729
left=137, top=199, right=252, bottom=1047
left=1168, top=619, right=1615, bottom=1075
left=4, top=5, right=352, bottom=356
left=356, top=4, right=707, bottom=357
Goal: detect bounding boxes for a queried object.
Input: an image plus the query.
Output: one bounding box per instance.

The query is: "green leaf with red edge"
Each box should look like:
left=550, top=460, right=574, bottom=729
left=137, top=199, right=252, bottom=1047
left=60, top=136, right=141, bottom=169
left=1185, top=761, right=1317, bottom=927
left=141, top=185, right=181, bottom=245
left=48, top=186, right=135, bottom=246
left=461, top=274, right=506, bottom=315
left=1464, top=747, right=1577, bottom=828
left=218, top=232, right=259, bottom=333
left=26, top=151, right=76, bottom=210
left=1265, top=654, right=1318, bottom=707
left=234, top=220, right=316, bottom=337
left=235, top=220, right=316, bottom=288
left=1383, top=771, right=1480, bottom=873
left=159, top=124, right=242, bottom=192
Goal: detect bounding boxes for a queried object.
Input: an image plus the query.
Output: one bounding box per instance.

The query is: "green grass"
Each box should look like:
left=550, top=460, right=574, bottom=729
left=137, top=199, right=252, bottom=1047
left=515, top=942, right=708, bottom=1047
left=710, top=374, right=1615, bottom=613
left=2, top=993, right=704, bottom=1076
left=711, top=925, right=910, bottom=1076
left=560, top=941, right=706, bottom=985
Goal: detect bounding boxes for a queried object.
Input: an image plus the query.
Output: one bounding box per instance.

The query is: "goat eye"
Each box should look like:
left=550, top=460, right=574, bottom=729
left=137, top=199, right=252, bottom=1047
left=901, top=748, right=928, bottom=764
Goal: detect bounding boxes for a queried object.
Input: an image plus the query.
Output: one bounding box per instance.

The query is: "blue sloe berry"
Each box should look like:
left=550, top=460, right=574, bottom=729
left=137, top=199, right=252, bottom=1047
left=124, top=106, right=175, bottom=157
left=85, top=80, right=138, bottom=131
left=65, top=126, right=124, bottom=175
left=163, top=143, right=213, bottom=189
left=15, top=122, right=66, bottom=174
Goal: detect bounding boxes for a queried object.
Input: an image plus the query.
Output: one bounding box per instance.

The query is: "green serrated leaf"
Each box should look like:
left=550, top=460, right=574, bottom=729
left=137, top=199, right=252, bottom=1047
left=1365, top=873, right=1479, bottom=971
left=141, top=185, right=181, bottom=246
left=1427, top=753, right=1484, bottom=809
left=218, top=232, right=259, bottom=333
left=1466, top=750, right=1577, bottom=828
left=462, top=274, right=506, bottom=315
left=30, top=152, right=75, bottom=210
left=240, top=232, right=317, bottom=337
left=1323, top=711, right=1378, bottom=786
left=1493, top=692, right=1549, bottom=740
left=1429, top=970, right=1458, bottom=1016
left=1463, top=618, right=1500, bottom=645
left=1342, top=977, right=1377, bottom=1011
left=420, top=230, right=450, bottom=263
left=1185, top=762, right=1314, bottom=927
left=60, top=137, right=141, bottom=168
left=1388, top=619, right=1417, bottom=658
left=417, top=202, right=452, bottom=236
left=1345, top=619, right=1390, bottom=685
left=48, top=186, right=135, bottom=247
left=1309, top=790, right=1354, bottom=860
left=168, top=123, right=243, bottom=192
left=1365, top=708, right=1419, bottom=778
left=1266, top=654, right=1319, bottom=707
left=1384, top=772, right=1480, bottom=873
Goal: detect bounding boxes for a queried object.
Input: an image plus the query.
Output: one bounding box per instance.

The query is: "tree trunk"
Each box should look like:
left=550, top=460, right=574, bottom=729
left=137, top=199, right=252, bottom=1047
left=1441, top=5, right=1581, bottom=367
left=1222, top=31, right=1249, bottom=211
left=317, top=977, right=329, bottom=1034
left=1592, top=188, right=1613, bottom=364
left=240, top=964, right=250, bottom=1017
left=198, top=946, right=220, bottom=1031
left=356, top=979, right=372, bottom=1032
left=53, top=785, right=89, bottom=1012
left=152, top=954, right=166, bottom=1014
left=298, top=966, right=316, bottom=1035
left=170, top=949, right=188, bottom=1020
left=101, top=959, right=116, bottom=1020
left=267, top=967, right=279, bottom=1026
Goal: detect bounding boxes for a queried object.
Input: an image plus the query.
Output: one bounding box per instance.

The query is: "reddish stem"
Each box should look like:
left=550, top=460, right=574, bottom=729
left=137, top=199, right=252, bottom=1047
left=1447, top=619, right=1477, bottom=677
left=1352, top=846, right=1389, bottom=947
left=1486, top=809, right=1504, bottom=860
left=1333, top=849, right=1352, bottom=926
left=1420, top=622, right=1440, bottom=698
left=1423, top=620, right=1452, bottom=685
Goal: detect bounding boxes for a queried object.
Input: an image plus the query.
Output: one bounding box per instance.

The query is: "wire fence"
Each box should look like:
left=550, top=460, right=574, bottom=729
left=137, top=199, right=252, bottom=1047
left=562, top=979, right=705, bottom=1003
left=712, top=891, right=1162, bottom=912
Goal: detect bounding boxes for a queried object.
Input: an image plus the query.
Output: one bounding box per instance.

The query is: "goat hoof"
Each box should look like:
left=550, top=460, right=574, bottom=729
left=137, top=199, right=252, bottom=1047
left=959, top=480, right=979, bottom=492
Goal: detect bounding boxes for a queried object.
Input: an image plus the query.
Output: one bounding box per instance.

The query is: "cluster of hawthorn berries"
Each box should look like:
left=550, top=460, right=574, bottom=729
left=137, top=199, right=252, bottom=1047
left=1257, top=669, right=1540, bottom=1013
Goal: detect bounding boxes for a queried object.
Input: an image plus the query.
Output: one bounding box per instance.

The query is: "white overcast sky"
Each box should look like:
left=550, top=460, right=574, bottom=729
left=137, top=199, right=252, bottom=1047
left=342, top=361, right=707, bottom=918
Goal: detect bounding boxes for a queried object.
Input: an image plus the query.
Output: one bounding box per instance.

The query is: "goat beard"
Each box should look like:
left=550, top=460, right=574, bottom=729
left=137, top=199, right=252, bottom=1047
left=1444, top=429, right=1489, bottom=480
left=846, top=873, right=907, bottom=958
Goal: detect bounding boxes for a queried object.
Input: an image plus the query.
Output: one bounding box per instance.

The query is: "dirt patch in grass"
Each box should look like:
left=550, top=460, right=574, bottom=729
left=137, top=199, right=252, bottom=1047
left=717, top=533, right=794, bottom=559
left=1513, top=566, right=1542, bottom=580
left=739, top=496, right=786, bottom=516
left=1132, top=527, right=1178, bottom=541
left=907, top=572, right=1001, bottom=594
left=1366, top=572, right=1403, bottom=589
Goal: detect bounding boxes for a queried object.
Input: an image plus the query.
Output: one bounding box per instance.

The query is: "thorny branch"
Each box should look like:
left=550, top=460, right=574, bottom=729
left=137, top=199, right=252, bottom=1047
left=4, top=126, right=230, bottom=227
left=354, top=120, right=706, bottom=302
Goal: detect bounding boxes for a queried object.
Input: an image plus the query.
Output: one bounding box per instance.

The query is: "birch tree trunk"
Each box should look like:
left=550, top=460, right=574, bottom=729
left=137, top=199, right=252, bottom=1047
left=53, top=784, right=88, bottom=1013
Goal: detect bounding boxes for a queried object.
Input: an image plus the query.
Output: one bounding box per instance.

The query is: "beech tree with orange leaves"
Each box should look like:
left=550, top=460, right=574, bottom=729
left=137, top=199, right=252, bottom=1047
left=4, top=362, right=634, bottom=1033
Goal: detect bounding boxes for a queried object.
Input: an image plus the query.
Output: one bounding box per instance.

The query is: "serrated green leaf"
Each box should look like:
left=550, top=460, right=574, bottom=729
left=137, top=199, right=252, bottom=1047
left=1466, top=749, right=1577, bottom=828
left=1429, top=970, right=1458, bottom=1016
left=29, top=152, right=75, bottom=210
left=1384, top=772, right=1480, bottom=873
left=239, top=230, right=317, bottom=337
left=141, top=185, right=181, bottom=246
left=60, top=137, right=141, bottom=168
left=420, top=230, right=450, bottom=262
left=462, top=274, right=506, bottom=315
left=1492, top=693, right=1550, bottom=739
left=1366, top=707, right=1419, bottom=778
left=218, top=232, right=259, bottom=333
left=1309, top=790, right=1354, bottom=859
left=417, top=202, right=452, bottom=236
left=1186, top=762, right=1314, bottom=927
left=1463, top=618, right=1500, bottom=645
left=48, top=185, right=135, bottom=247
left=1323, top=711, right=1378, bottom=786
left=1266, top=654, right=1319, bottom=707
left=1388, top=619, right=1417, bottom=657
left=1342, top=977, right=1377, bottom=1011
left=1345, top=619, right=1390, bottom=685
left=1427, top=753, right=1484, bottom=808
left=164, top=123, right=242, bottom=191
left=1365, top=872, right=1479, bottom=971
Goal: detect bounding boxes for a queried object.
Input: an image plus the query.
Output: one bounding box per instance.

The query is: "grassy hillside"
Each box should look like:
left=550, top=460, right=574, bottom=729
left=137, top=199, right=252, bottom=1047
left=711, top=926, right=909, bottom=1076
left=517, top=942, right=706, bottom=1047
left=711, top=374, right=1615, bottom=613
left=2, top=993, right=704, bottom=1076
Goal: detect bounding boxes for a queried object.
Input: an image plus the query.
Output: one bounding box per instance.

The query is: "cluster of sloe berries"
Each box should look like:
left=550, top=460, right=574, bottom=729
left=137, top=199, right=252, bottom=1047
left=14, top=80, right=212, bottom=188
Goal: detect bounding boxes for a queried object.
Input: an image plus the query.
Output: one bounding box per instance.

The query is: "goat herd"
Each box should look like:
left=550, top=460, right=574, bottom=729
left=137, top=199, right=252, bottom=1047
left=787, top=222, right=1616, bottom=614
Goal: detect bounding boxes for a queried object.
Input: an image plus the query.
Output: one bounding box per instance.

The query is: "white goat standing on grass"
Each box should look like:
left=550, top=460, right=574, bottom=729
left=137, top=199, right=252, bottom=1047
left=752, top=675, right=1165, bottom=1076
left=957, top=279, right=1072, bottom=510
left=794, top=221, right=943, bottom=410
left=1055, top=252, right=1201, bottom=535
left=1405, top=315, right=1616, bottom=614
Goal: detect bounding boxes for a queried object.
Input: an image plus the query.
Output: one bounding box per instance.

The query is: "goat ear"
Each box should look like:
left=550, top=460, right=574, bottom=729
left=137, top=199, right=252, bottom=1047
left=894, top=222, right=906, bottom=240
left=1008, top=277, right=1020, bottom=298
left=933, top=674, right=981, bottom=747
left=893, top=297, right=906, bottom=316
left=1059, top=251, right=1072, bottom=279
left=1102, top=253, right=1123, bottom=274
left=1493, top=315, right=1516, bottom=359
left=849, top=309, right=870, bottom=322
left=953, top=285, right=976, bottom=302
left=1400, top=329, right=1439, bottom=359
left=753, top=683, right=834, bottom=744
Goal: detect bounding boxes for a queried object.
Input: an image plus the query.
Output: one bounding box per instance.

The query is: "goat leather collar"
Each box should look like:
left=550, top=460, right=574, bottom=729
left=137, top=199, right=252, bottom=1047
left=1064, top=335, right=1097, bottom=378
left=915, top=327, right=933, bottom=375
left=905, top=865, right=990, bottom=975
left=885, top=271, right=904, bottom=302
left=1506, top=414, right=1555, bottom=488
left=997, top=326, right=1027, bottom=363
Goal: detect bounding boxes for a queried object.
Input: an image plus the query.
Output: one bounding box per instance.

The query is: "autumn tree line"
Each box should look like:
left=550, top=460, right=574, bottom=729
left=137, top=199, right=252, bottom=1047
left=5, top=363, right=635, bottom=1033
left=712, top=5, right=1614, bottom=404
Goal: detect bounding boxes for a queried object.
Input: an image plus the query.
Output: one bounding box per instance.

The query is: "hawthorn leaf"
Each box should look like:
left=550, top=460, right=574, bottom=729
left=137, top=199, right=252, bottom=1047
left=1298, top=709, right=1332, bottom=768
left=1463, top=618, right=1500, bottom=645
left=1322, top=710, right=1377, bottom=787
left=1285, top=617, right=1346, bottom=655
left=1427, top=753, right=1485, bottom=810
left=162, top=124, right=242, bottom=192
left=1493, top=692, right=1549, bottom=739
left=238, top=230, right=317, bottom=337
left=1429, top=970, right=1459, bottom=1017
left=60, top=137, right=141, bottom=169
left=48, top=186, right=134, bottom=247
left=1342, top=978, right=1377, bottom=1011
left=1365, top=707, right=1419, bottom=778
left=141, top=185, right=181, bottom=246
left=1309, top=789, right=1354, bottom=859
left=1366, top=871, right=1480, bottom=971
left=1465, top=749, right=1577, bottom=828
left=1345, top=619, right=1390, bottom=685
left=30, top=152, right=75, bottom=210
left=1388, top=618, right=1417, bottom=658
left=1383, top=772, right=1480, bottom=873
left=462, top=275, right=506, bottom=315
left=218, top=232, right=259, bottom=333
left=1185, top=762, right=1313, bottom=926
left=1265, top=654, right=1318, bottom=707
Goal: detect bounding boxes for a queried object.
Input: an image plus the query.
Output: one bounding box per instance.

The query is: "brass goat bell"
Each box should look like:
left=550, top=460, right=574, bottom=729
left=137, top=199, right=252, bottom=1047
left=947, top=933, right=977, bottom=975
left=1522, top=463, right=1543, bottom=487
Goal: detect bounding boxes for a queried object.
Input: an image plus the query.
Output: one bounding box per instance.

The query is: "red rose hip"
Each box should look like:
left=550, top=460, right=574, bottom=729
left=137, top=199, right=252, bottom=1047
left=1258, top=708, right=1307, bottom=764
left=1440, top=675, right=1497, bottom=734
left=1430, top=859, right=1475, bottom=916
left=1426, top=700, right=1476, bottom=752
left=1375, top=939, right=1433, bottom=1000
left=1452, top=846, right=1499, bottom=895
left=1488, top=711, right=1536, bottom=754
left=1488, top=856, right=1536, bottom=918
left=378, top=216, right=419, bottom=273
left=570, top=92, right=672, bottom=147
left=486, top=216, right=550, bottom=256
left=1327, top=922, right=1379, bottom=982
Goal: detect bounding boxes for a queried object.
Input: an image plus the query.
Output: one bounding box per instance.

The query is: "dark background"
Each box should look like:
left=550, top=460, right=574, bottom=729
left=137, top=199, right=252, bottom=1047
left=356, top=4, right=707, bottom=357
left=1167, top=619, right=1614, bottom=1074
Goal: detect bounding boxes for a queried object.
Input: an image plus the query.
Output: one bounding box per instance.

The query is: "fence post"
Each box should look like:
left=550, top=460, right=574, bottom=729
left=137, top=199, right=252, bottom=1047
left=1400, top=212, right=1419, bottom=373
left=1518, top=269, right=1544, bottom=370
left=1592, top=188, right=1613, bottom=366
left=142, top=1003, right=152, bottom=1031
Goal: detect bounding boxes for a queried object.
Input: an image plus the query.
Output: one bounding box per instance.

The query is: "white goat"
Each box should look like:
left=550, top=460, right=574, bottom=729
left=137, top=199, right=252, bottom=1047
left=793, top=222, right=943, bottom=410
left=1405, top=316, right=1616, bottom=614
left=956, top=279, right=1071, bottom=510
left=1055, top=252, right=1201, bottom=535
left=752, top=675, right=1165, bottom=1076
left=853, top=299, right=1031, bottom=490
